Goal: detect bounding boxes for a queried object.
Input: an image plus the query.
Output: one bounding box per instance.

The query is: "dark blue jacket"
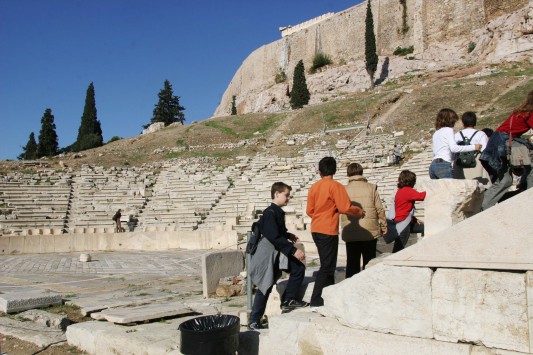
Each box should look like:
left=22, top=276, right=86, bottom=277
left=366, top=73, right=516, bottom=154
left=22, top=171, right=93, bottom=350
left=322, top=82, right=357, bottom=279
left=260, top=203, right=296, bottom=257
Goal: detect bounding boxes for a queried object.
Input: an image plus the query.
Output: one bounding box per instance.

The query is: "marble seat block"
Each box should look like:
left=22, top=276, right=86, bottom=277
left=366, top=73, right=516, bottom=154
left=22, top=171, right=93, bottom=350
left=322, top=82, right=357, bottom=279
left=201, top=250, right=244, bottom=297
left=322, top=263, right=434, bottom=338
left=432, top=268, right=529, bottom=353
left=0, top=291, right=63, bottom=313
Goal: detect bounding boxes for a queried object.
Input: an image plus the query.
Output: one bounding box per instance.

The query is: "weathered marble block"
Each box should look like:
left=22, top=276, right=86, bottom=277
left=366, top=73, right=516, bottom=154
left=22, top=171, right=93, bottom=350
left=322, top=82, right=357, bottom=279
left=322, top=263, right=434, bottom=338
left=432, top=268, right=529, bottom=353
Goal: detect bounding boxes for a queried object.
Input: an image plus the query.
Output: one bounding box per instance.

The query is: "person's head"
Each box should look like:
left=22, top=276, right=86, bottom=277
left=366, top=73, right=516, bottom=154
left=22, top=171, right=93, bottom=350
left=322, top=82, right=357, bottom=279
left=435, top=108, right=459, bottom=130
left=318, top=157, right=337, bottom=177
left=513, top=90, right=533, bottom=113
left=117, top=209, right=121, bottom=213
left=482, top=127, right=494, bottom=138
left=461, top=111, right=477, bottom=128
left=347, top=162, right=364, bottom=177
left=271, top=182, right=292, bottom=207
left=397, top=170, right=417, bottom=188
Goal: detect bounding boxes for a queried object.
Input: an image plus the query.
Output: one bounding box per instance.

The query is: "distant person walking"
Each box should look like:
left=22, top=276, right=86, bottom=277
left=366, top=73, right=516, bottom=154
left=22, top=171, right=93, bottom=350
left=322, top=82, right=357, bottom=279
left=393, top=145, right=402, bottom=165
left=452, top=112, right=490, bottom=185
left=480, top=90, right=533, bottom=210
left=113, top=209, right=122, bottom=232
left=306, top=157, right=365, bottom=307
left=429, top=108, right=481, bottom=179
left=340, top=163, right=386, bottom=278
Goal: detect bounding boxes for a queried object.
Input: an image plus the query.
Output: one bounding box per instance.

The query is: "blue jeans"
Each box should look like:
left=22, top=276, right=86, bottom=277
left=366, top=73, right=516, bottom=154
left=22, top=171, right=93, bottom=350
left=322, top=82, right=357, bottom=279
left=429, top=159, right=452, bottom=179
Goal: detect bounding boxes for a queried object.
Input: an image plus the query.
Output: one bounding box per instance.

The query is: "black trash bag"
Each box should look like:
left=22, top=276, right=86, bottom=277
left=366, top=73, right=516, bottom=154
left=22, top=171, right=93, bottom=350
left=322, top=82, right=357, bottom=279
left=179, top=314, right=240, bottom=355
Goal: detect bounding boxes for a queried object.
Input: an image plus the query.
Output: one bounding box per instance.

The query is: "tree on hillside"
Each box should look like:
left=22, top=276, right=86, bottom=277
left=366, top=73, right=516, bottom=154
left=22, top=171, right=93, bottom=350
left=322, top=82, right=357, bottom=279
left=231, top=95, right=237, bottom=115
left=149, top=80, right=185, bottom=127
left=37, top=108, right=59, bottom=157
left=75, top=82, right=103, bottom=151
left=18, top=132, right=38, bottom=160
left=365, top=0, right=379, bottom=89
left=290, top=60, right=310, bottom=109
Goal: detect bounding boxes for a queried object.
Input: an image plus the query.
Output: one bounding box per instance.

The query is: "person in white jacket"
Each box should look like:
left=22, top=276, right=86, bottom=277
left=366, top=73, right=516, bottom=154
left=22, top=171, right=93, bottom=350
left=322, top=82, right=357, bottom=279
left=429, top=108, right=481, bottom=179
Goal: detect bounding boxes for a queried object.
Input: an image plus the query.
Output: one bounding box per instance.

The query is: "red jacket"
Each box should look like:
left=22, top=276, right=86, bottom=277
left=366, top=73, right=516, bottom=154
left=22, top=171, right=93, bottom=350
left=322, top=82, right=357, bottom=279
left=394, top=187, right=426, bottom=222
left=496, top=111, right=533, bottom=138
left=306, top=176, right=364, bottom=236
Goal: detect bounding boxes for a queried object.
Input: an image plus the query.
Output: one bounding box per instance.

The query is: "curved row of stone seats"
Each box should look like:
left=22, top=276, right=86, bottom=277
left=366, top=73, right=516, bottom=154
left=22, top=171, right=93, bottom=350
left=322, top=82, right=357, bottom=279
left=67, top=165, right=156, bottom=233
left=0, top=175, right=72, bottom=235
left=138, top=161, right=234, bottom=231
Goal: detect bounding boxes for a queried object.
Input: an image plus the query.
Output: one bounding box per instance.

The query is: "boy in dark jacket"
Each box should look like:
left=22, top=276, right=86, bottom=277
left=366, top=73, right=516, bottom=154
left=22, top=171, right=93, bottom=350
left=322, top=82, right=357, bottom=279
left=248, top=182, right=307, bottom=330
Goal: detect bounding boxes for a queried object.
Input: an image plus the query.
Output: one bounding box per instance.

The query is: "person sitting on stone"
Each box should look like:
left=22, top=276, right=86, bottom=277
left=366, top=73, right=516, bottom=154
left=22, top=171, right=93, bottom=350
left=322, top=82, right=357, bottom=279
left=429, top=108, right=481, bottom=179
left=392, top=170, right=426, bottom=253
left=341, top=163, right=386, bottom=278
left=452, top=111, right=490, bottom=185
left=248, top=182, right=307, bottom=331
left=480, top=90, right=533, bottom=210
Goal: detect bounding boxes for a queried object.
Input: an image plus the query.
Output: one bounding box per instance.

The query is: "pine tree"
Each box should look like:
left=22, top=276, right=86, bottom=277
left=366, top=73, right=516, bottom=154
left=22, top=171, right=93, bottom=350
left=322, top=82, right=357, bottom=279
left=18, top=132, right=38, bottom=160
left=37, top=108, right=59, bottom=157
left=150, top=80, right=185, bottom=126
left=365, top=0, right=379, bottom=89
left=290, top=60, right=310, bottom=109
left=231, top=96, right=237, bottom=115
left=75, top=82, right=103, bottom=151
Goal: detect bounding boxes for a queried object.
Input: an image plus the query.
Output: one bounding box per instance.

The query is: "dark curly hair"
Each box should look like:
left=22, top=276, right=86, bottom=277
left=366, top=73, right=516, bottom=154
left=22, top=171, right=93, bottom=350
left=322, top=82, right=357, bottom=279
left=435, top=108, right=459, bottom=130
left=397, top=170, right=417, bottom=188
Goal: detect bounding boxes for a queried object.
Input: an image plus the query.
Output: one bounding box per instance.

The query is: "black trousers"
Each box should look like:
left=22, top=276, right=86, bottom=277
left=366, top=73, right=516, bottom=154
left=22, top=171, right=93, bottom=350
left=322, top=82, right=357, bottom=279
left=249, top=255, right=305, bottom=323
left=345, top=239, right=377, bottom=278
left=310, top=233, right=338, bottom=307
left=392, top=222, right=424, bottom=253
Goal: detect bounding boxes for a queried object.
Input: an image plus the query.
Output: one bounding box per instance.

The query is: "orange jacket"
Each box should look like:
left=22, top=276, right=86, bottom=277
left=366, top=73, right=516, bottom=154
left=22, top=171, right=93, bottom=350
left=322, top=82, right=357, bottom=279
left=306, top=176, right=364, bottom=236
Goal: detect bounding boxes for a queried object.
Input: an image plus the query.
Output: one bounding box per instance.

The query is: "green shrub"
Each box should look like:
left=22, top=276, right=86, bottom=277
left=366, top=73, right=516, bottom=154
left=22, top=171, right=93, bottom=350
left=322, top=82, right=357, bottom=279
left=468, top=42, right=476, bottom=53
left=393, top=46, right=414, bottom=56
left=274, top=69, right=287, bottom=84
left=310, top=52, right=332, bottom=73
left=107, top=136, right=122, bottom=144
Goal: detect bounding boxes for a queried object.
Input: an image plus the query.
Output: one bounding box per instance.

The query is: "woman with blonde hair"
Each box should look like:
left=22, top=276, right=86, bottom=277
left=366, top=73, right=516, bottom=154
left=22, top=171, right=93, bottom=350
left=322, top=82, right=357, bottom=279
left=429, top=108, right=481, bottom=179
left=481, top=90, right=533, bottom=210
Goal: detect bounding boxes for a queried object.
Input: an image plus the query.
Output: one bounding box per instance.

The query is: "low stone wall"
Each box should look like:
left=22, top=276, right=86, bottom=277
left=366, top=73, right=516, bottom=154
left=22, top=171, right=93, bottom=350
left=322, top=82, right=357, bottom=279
left=0, top=230, right=238, bottom=255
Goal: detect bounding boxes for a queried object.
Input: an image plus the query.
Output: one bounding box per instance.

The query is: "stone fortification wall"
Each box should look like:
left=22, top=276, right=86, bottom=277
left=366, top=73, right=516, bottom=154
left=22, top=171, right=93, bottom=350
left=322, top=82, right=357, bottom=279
left=214, top=0, right=530, bottom=117
left=485, top=0, right=529, bottom=20
left=280, top=12, right=335, bottom=37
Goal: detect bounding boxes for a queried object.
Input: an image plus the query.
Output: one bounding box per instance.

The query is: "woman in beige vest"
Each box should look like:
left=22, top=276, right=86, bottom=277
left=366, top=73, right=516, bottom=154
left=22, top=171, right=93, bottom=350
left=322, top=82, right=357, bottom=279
left=341, top=163, right=387, bottom=278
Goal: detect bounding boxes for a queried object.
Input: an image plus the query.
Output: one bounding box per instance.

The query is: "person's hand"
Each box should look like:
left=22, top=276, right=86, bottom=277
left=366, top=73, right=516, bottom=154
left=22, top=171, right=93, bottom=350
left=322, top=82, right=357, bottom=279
left=288, top=233, right=299, bottom=243
left=294, top=249, right=305, bottom=261
left=474, top=144, right=482, bottom=151
left=381, top=227, right=388, bottom=236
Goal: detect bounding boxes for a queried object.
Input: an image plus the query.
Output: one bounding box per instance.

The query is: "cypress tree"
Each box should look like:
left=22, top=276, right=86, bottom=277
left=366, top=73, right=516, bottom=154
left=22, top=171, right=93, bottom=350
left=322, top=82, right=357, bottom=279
left=365, top=0, right=379, bottom=89
left=290, top=60, right=310, bottom=109
left=75, top=82, right=103, bottom=151
left=150, top=80, right=185, bottom=126
left=18, top=132, right=38, bottom=160
left=231, top=96, right=237, bottom=115
left=37, top=108, right=59, bottom=157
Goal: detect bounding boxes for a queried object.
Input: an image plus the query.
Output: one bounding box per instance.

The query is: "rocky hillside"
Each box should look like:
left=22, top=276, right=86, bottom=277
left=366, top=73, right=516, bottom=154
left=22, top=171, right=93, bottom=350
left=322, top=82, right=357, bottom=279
left=214, top=0, right=532, bottom=117
left=1, top=60, right=531, bottom=173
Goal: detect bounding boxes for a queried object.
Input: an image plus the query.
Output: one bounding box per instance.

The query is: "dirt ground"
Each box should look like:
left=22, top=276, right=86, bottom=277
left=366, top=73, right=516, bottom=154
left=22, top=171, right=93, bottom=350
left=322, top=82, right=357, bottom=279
left=0, top=335, right=86, bottom=355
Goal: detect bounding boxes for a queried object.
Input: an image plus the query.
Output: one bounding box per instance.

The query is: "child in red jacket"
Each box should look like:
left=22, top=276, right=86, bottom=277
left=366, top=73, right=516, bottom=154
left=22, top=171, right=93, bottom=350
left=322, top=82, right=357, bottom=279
left=392, top=170, right=426, bottom=253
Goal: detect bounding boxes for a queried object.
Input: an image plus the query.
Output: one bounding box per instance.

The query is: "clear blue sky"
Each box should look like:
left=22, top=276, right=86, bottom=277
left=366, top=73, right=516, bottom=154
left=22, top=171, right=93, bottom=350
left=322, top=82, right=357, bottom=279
left=0, top=0, right=360, bottom=160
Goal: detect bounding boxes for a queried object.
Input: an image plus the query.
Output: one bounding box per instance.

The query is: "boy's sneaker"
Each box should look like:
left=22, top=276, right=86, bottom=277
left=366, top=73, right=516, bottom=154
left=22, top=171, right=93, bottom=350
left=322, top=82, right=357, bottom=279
left=281, top=299, right=310, bottom=312
left=247, top=321, right=265, bottom=331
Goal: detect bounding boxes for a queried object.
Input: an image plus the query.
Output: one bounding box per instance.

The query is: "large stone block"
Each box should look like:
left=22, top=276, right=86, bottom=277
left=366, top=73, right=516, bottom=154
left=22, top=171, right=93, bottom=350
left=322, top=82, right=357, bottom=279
left=432, top=269, right=529, bottom=353
left=417, top=178, right=482, bottom=237
left=0, top=291, right=63, bottom=313
left=528, top=271, right=533, bottom=353
left=259, top=312, right=473, bottom=355
left=322, top=263, right=434, bottom=338
left=202, top=251, right=244, bottom=297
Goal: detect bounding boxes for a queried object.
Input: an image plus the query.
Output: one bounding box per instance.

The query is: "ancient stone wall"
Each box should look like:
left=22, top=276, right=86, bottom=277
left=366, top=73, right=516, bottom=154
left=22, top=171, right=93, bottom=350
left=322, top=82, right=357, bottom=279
left=485, top=0, right=529, bottom=20
left=214, top=0, right=530, bottom=117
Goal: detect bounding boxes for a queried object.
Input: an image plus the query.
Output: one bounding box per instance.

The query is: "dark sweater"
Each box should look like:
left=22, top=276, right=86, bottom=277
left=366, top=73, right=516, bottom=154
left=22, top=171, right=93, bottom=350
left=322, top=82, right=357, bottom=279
left=260, top=203, right=296, bottom=257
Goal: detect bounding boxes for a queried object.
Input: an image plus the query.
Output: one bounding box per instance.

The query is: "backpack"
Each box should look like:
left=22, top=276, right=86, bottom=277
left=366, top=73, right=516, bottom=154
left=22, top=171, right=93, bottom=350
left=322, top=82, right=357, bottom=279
left=455, top=131, right=479, bottom=168
left=246, top=217, right=263, bottom=255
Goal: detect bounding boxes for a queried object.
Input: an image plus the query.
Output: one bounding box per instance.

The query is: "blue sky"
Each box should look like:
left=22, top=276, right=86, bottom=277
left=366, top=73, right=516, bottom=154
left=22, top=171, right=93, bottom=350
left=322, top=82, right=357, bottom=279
left=0, top=0, right=360, bottom=160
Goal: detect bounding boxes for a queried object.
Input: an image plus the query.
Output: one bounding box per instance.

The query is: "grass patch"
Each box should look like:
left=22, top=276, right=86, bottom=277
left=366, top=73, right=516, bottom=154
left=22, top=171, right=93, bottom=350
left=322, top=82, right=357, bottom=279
left=203, top=121, right=239, bottom=137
